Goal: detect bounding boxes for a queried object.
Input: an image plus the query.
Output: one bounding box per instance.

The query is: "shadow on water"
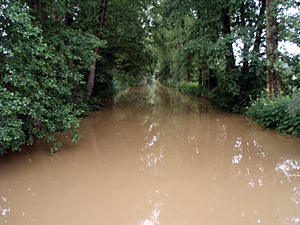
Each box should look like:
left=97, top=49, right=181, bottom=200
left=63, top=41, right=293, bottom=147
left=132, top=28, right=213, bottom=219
left=0, top=82, right=300, bottom=225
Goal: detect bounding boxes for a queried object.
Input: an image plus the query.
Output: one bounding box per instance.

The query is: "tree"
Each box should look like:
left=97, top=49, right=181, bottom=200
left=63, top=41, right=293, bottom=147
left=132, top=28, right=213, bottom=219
left=0, top=0, right=101, bottom=154
left=266, top=0, right=281, bottom=97
left=87, top=0, right=108, bottom=101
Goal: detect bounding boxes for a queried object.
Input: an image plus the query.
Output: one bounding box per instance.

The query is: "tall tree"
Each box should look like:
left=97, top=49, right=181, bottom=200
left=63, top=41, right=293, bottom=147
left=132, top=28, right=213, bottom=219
left=266, top=0, right=281, bottom=97
left=253, top=0, right=266, bottom=54
left=221, top=1, right=235, bottom=70
left=87, top=0, right=108, bottom=101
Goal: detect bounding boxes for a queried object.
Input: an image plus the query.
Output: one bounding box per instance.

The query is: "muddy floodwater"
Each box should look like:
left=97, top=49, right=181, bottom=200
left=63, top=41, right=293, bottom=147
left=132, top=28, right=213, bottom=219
left=1, top=83, right=300, bottom=225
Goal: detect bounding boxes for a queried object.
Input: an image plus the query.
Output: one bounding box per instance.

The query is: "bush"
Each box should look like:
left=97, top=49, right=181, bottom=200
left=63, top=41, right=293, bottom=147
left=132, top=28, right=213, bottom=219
left=164, top=80, right=203, bottom=97
left=246, top=93, right=300, bottom=136
left=178, top=82, right=201, bottom=96
left=208, top=86, right=244, bottom=113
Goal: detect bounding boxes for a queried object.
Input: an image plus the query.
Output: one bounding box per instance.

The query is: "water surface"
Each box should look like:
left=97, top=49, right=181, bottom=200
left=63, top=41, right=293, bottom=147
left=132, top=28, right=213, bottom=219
left=1, top=83, right=300, bottom=225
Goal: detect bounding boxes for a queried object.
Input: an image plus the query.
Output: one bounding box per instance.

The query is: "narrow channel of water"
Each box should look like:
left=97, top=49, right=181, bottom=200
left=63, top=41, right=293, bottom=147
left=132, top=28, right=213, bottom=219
left=0, top=83, right=300, bottom=225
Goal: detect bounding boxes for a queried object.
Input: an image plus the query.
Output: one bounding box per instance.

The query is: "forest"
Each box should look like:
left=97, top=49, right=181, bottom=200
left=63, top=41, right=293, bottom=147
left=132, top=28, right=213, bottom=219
left=1, top=0, right=299, bottom=156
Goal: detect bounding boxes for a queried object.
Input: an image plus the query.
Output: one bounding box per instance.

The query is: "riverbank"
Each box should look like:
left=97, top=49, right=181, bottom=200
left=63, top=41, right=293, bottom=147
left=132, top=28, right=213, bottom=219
left=162, top=80, right=300, bottom=137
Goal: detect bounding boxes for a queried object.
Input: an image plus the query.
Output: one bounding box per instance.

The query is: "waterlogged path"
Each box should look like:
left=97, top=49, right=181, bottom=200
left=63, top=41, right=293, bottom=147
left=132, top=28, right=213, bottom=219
left=1, top=83, right=300, bottom=225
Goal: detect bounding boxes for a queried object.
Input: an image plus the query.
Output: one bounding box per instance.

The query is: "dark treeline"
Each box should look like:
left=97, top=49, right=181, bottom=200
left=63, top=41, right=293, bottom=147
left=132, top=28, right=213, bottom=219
left=0, top=0, right=299, bottom=155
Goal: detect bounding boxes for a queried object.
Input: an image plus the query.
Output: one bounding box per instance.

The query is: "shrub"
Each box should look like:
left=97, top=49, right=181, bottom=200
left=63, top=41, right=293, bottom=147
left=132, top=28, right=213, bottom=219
left=164, top=80, right=203, bottom=97
left=208, top=86, right=244, bottom=113
left=246, top=93, right=300, bottom=136
left=177, top=82, right=201, bottom=96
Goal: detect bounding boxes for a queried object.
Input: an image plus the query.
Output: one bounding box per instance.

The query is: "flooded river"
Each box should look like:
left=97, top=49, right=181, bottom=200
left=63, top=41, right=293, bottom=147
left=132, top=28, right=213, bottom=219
left=1, top=83, right=300, bottom=225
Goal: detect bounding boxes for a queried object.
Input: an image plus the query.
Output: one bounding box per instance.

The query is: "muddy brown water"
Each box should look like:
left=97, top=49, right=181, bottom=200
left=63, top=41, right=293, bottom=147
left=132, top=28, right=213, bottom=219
left=1, top=83, right=300, bottom=225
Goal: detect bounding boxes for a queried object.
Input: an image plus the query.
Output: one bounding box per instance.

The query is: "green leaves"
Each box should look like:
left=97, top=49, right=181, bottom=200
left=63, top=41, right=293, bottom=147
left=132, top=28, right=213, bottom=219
left=0, top=1, right=100, bottom=155
left=167, top=81, right=202, bottom=96
left=246, top=93, right=300, bottom=136
left=0, top=0, right=154, bottom=155
left=0, top=87, right=27, bottom=154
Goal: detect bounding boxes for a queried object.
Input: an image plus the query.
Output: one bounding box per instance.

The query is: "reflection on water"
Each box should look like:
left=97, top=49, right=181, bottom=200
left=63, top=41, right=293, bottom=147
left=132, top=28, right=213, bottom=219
left=140, top=125, right=164, bottom=173
left=136, top=190, right=168, bottom=225
left=292, top=186, right=300, bottom=205
left=276, top=159, right=300, bottom=181
left=0, top=196, right=10, bottom=221
left=280, top=217, right=300, bottom=225
left=0, top=82, right=300, bottom=225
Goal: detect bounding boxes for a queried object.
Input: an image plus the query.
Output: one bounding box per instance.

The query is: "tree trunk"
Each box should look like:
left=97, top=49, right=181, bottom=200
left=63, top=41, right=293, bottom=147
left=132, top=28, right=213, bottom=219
left=87, top=0, right=108, bottom=101
left=186, top=66, right=191, bottom=82
left=198, top=69, right=203, bottom=88
left=253, top=0, right=266, bottom=55
left=221, top=5, right=235, bottom=69
left=181, top=19, right=191, bottom=82
left=186, top=55, right=191, bottom=82
left=40, top=1, right=48, bottom=22
left=266, top=0, right=281, bottom=97
left=240, top=2, right=249, bottom=75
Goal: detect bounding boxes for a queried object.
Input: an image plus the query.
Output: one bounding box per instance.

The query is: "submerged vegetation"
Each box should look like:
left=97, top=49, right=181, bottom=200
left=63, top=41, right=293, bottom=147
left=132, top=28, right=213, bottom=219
left=0, top=0, right=299, bottom=155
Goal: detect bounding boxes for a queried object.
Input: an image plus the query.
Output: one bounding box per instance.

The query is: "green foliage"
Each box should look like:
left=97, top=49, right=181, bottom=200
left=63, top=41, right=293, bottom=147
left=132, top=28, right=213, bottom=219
left=207, top=68, right=266, bottom=113
left=177, top=82, right=202, bottom=96
left=95, top=0, right=153, bottom=90
left=112, top=79, right=128, bottom=92
left=164, top=80, right=202, bottom=97
left=0, top=87, right=27, bottom=152
left=0, top=1, right=101, bottom=155
left=0, top=0, right=156, bottom=156
left=151, top=0, right=268, bottom=113
left=280, top=55, right=300, bottom=94
left=246, top=93, right=300, bottom=136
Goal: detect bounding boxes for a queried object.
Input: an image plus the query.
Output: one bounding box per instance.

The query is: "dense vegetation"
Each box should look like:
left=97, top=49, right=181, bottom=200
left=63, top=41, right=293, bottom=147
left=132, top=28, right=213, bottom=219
left=0, top=0, right=299, bottom=155
left=151, top=0, right=300, bottom=134
left=0, top=0, right=153, bottom=155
